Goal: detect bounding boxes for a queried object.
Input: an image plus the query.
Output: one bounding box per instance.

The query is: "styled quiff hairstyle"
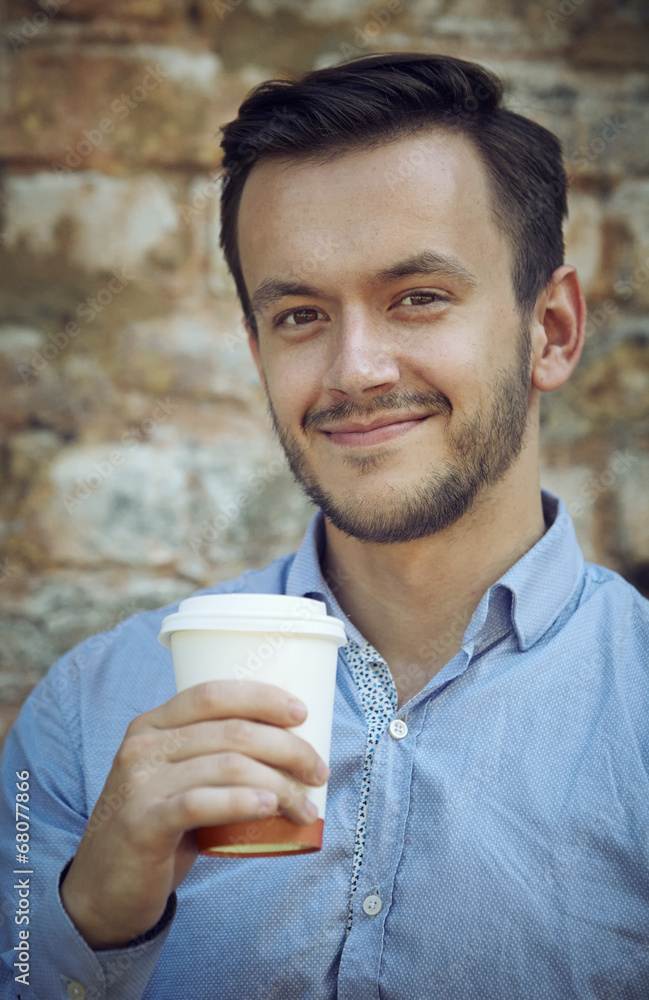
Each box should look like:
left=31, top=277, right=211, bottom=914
left=219, top=52, right=567, bottom=335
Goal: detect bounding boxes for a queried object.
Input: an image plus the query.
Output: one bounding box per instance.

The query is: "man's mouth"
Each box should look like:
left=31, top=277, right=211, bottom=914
left=320, top=414, right=432, bottom=447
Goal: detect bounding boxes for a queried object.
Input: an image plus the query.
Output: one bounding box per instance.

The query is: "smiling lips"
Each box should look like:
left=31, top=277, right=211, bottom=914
left=321, top=414, right=431, bottom=447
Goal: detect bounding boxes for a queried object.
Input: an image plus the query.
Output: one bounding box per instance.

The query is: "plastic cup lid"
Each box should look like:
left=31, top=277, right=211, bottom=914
left=158, top=593, right=347, bottom=648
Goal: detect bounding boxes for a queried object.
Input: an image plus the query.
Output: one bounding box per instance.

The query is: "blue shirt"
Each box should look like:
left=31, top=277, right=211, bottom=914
left=2, top=491, right=649, bottom=1000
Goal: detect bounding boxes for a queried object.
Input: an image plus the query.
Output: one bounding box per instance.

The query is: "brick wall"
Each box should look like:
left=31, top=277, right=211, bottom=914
left=1, top=0, right=648, bottom=744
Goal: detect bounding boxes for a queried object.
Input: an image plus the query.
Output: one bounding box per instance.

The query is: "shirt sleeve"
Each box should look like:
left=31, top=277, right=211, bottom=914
left=0, top=650, right=174, bottom=1000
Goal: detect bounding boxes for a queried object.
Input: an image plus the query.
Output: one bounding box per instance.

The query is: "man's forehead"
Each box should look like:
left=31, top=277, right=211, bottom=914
left=237, top=128, right=506, bottom=300
left=239, top=128, right=479, bottom=209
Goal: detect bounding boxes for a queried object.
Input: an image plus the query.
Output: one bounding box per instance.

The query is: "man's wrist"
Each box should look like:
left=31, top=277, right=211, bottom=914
left=59, top=858, right=176, bottom=951
left=123, top=891, right=177, bottom=948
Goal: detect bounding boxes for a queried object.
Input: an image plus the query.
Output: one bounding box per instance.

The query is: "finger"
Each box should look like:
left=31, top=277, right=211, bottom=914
left=137, top=680, right=307, bottom=732
left=159, top=718, right=328, bottom=786
left=160, top=753, right=318, bottom=825
left=160, top=786, right=283, bottom=841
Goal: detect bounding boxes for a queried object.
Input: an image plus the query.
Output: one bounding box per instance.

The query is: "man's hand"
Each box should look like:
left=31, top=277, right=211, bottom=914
left=60, top=680, right=328, bottom=949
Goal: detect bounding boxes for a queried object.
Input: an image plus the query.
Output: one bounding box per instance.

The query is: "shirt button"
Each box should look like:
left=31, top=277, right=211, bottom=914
left=388, top=718, right=408, bottom=740
left=363, top=893, right=383, bottom=916
left=66, top=984, right=87, bottom=1000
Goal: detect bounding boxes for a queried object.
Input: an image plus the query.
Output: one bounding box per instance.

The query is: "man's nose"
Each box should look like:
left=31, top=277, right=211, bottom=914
left=323, top=312, right=400, bottom=399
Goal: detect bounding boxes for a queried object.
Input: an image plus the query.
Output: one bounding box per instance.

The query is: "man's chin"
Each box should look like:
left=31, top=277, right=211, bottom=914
left=298, top=477, right=479, bottom=545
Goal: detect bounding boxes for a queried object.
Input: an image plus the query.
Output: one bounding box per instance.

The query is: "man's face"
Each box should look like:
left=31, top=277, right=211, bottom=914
left=237, top=130, right=535, bottom=543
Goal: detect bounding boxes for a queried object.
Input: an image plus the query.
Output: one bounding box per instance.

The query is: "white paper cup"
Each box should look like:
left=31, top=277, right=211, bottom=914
left=158, top=594, right=346, bottom=857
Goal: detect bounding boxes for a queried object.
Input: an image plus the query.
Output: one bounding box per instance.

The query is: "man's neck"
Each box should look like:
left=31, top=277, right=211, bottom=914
left=322, top=472, right=547, bottom=707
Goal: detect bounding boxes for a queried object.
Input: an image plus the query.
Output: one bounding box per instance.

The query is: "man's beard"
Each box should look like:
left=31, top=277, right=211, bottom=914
left=265, top=326, right=532, bottom=544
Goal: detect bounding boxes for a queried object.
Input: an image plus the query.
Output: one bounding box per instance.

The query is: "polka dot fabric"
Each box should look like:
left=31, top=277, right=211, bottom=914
left=342, top=638, right=398, bottom=931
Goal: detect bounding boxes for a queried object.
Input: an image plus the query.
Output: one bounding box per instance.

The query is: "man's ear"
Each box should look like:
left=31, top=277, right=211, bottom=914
left=531, top=264, right=586, bottom=393
left=245, top=319, right=267, bottom=389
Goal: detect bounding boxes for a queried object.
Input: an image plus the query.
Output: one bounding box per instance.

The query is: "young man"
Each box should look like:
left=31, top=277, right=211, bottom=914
left=2, top=53, right=648, bottom=1000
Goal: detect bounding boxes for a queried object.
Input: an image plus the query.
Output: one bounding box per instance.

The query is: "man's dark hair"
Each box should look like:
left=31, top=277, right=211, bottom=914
left=219, top=52, right=567, bottom=336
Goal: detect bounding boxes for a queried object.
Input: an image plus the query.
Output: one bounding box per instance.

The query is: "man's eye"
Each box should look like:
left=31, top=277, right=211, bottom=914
left=399, top=293, right=445, bottom=307
left=277, top=308, right=324, bottom=327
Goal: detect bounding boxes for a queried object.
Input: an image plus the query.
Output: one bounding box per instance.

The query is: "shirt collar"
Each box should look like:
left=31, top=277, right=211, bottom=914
left=285, top=513, right=366, bottom=645
left=492, top=490, right=585, bottom=650
left=285, top=489, right=585, bottom=654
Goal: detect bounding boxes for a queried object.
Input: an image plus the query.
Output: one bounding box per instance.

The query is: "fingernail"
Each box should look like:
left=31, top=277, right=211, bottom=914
left=289, top=699, right=307, bottom=721
left=316, top=760, right=329, bottom=783
left=305, top=799, right=318, bottom=820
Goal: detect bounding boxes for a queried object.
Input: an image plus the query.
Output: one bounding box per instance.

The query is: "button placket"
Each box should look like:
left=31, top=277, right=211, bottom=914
left=357, top=719, right=409, bottom=922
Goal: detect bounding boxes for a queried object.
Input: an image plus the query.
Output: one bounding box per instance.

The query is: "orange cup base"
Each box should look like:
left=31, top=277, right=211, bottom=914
left=196, top=816, right=324, bottom=857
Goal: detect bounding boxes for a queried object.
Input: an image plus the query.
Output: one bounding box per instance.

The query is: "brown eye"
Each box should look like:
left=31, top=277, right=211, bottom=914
left=287, top=308, right=321, bottom=325
left=278, top=307, right=325, bottom=327
left=401, top=293, right=444, bottom=306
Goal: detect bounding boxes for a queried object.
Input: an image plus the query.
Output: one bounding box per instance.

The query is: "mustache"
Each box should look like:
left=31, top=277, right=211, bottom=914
left=303, top=388, right=452, bottom=432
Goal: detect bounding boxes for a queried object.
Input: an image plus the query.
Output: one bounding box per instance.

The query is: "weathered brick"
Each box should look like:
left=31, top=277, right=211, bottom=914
left=0, top=351, right=118, bottom=438
left=0, top=170, right=219, bottom=341
left=37, top=434, right=312, bottom=574
left=8, top=0, right=186, bottom=20
left=7, top=429, right=61, bottom=481
left=4, top=171, right=181, bottom=272
left=491, top=61, right=649, bottom=179
left=0, top=46, right=233, bottom=168
left=566, top=15, right=649, bottom=71
left=606, top=180, right=649, bottom=308
left=618, top=452, right=649, bottom=564
left=240, top=0, right=379, bottom=24
left=568, top=334, right=649, bottom=423
left=115, top=307, right=261, bottom=403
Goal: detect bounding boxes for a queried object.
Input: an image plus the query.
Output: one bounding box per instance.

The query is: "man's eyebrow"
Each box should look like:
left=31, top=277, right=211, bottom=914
left=250, top=250, right=477, bottom=315
left=251, top=280, right=325, bottom=316
left=372, top=250, right=478, bottom=287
